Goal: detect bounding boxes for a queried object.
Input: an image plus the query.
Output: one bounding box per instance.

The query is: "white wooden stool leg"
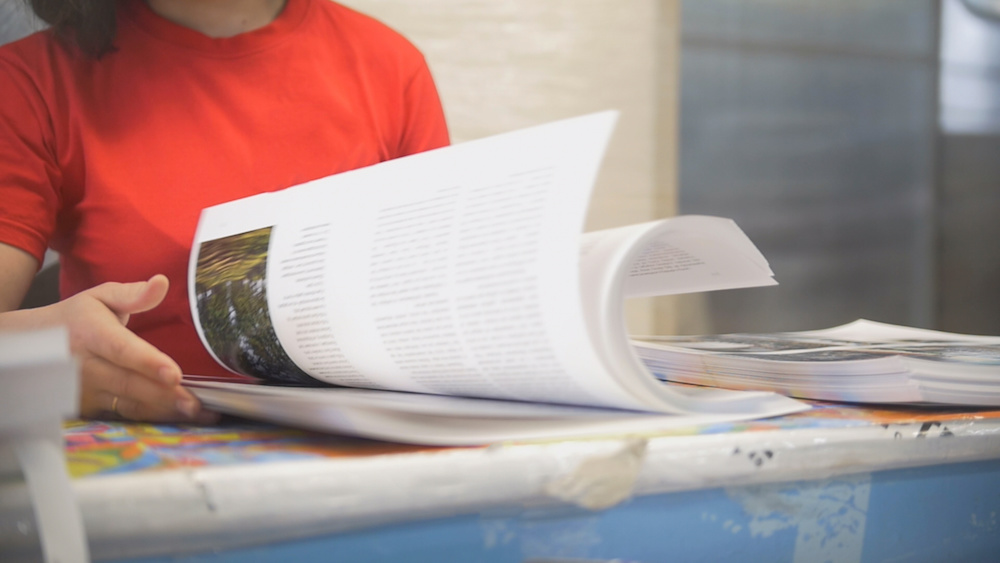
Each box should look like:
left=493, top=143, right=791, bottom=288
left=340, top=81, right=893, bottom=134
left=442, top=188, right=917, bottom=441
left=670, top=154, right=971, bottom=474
left=13, top=421, right=89, bottom=563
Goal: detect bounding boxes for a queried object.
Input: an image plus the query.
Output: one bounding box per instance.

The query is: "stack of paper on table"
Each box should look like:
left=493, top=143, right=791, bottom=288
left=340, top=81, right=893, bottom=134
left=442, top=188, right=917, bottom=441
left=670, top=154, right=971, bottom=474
left=633, top=320, right=1000, bottom=406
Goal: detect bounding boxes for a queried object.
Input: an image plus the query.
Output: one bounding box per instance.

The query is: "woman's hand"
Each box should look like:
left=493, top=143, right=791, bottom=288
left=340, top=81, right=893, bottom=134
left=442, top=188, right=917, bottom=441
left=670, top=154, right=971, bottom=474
left=2, top=274, right=218, bottom=423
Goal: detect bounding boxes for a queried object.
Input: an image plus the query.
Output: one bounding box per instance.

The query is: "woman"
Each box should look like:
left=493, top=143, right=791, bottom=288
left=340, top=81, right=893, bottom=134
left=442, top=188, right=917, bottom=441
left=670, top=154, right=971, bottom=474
left=0, top=0, right=450, bottom=422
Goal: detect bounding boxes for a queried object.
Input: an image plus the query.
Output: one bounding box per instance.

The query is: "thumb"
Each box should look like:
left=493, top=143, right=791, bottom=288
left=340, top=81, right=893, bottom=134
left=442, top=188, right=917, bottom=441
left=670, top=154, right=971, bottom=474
left=91, top=274, right=171, bottom=324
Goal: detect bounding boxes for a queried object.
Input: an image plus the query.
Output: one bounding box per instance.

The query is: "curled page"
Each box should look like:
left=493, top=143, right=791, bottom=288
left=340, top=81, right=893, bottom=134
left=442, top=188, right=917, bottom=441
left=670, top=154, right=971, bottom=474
left=579, top=216, right=785, bottom=414
left=189, top=112, right=801, bottom=417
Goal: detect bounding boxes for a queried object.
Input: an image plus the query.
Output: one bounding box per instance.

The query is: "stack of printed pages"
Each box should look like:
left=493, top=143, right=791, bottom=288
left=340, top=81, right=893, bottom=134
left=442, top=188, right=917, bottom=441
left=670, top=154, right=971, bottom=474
left=633, top=320, right=1000, bottom=406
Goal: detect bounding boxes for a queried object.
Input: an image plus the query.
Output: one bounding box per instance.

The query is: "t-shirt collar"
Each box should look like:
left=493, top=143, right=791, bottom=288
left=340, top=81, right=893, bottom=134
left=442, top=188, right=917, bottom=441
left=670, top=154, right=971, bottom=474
left=120, top=0, right=311, bottom=56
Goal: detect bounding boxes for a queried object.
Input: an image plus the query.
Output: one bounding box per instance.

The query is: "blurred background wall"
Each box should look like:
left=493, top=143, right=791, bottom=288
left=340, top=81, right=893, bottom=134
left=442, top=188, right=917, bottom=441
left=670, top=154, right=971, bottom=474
left=674, top=0, right=1000, bottom=336
left=674, top=0, right=940, bottom=334
left=5, top=0, right=999, bottom=336
left=0, top=0, right=40, bottom=42
left=938, top=0, right=1000, bottom=336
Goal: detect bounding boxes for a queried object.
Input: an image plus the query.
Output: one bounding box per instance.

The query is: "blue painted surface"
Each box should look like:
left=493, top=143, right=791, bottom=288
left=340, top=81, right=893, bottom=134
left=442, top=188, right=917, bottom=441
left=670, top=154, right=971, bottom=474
left=127, top=459, right=1000, bottom=563
left=862, top=460, right=1000, bottom=563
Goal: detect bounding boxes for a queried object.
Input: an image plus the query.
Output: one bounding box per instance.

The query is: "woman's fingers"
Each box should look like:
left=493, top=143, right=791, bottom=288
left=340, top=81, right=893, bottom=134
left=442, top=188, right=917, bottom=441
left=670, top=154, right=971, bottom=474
left=76, top=310, right=181, bottom=385
left=78, top=355, right=213, bottom=423
left=107, top=391, right=219, bottom=424
left=90, top=274, right=170, bottom=322
left=113, top=393, right=218, bottom=424
left=72, top=276, right=210, bottom=423
left=4, top=274, right=218, bottom=424
left=69, top=278, right=182, bottom=385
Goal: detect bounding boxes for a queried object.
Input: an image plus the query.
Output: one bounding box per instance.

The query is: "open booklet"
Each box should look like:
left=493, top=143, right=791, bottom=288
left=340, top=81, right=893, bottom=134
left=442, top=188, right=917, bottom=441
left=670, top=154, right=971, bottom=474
left=184, top=111, right=807, bottom=445
left=634, top=320, right=1000, bottom=406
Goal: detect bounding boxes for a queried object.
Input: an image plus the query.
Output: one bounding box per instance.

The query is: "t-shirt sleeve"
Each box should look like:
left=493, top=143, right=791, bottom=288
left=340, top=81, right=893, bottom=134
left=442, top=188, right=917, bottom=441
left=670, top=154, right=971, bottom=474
left=0, top=58, right=61, bottom=265
left=395, top=55, right=450, bottom=157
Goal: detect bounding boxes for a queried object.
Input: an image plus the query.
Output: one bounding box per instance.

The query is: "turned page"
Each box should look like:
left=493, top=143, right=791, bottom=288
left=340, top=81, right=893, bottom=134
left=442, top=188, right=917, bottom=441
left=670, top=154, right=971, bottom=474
left=189, top=112, right=650, bottom=410
left=576, top=216, right=791, bottom=414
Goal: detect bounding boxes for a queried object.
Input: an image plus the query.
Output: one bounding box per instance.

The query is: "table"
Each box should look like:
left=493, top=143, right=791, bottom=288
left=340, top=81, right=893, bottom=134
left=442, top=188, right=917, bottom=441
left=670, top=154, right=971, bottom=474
left=4, top=402, right=1000, bottom=562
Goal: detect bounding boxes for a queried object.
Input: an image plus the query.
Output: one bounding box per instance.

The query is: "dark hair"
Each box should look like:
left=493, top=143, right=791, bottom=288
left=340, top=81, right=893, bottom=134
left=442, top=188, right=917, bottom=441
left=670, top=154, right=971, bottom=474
left=27, top=0, right=118, bottom=58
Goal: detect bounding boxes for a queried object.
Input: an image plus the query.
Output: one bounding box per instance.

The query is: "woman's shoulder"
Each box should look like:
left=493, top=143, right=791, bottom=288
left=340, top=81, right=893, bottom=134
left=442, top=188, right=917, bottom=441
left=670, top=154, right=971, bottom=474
left=0, top=28, right=76, bottom=83
left=0, top=30, right=69, bottom=108
left=1, top=28, right=47, bottom=61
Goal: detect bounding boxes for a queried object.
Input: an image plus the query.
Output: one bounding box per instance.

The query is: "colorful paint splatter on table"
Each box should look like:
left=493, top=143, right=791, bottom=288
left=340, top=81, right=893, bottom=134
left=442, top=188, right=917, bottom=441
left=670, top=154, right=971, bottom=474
left=63, top=420, right=436, bottom=478
left=64, top=403, right=1000, bottom=478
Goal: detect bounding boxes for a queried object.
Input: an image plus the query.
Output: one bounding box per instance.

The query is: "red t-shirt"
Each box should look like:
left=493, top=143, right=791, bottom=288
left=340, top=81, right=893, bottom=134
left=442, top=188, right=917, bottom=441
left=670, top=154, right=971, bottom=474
left=0, top=0, right=450, bottom=376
